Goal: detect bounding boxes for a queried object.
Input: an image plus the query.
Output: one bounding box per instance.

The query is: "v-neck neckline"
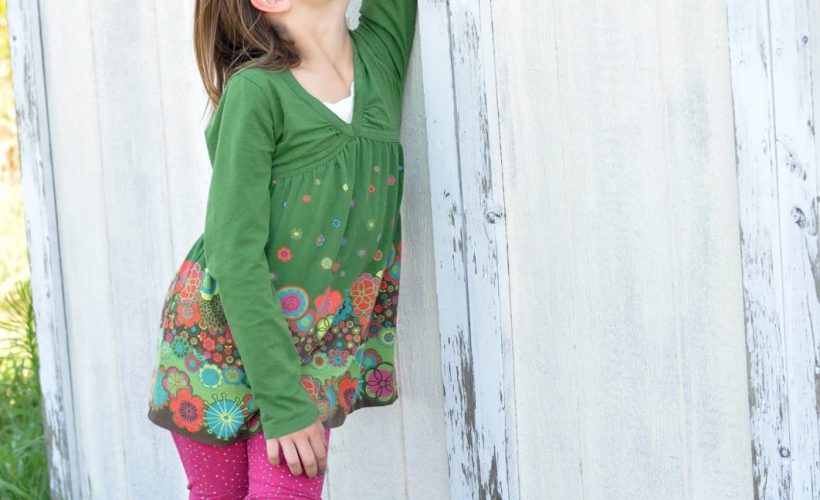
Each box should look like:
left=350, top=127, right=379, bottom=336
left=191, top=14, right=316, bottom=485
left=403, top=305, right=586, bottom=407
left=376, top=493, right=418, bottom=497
left=321, top=81, right=354, bottom=106
left=284, top=30, right=362, bottom=136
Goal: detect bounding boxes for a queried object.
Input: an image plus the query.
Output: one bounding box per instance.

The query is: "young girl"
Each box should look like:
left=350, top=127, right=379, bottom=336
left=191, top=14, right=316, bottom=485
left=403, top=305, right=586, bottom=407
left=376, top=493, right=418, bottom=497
left=146, top=0, right=416, bottom=497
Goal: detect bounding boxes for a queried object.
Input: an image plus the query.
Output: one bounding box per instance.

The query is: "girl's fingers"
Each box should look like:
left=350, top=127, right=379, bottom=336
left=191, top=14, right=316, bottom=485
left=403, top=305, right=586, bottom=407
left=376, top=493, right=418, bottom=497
left=280, top=438, right=304, bottom=476
left=294, top=435, right=319, bottom=478
left=265, top=438, right=281, bottom=466
left=307, top=425, right=328, bottom=474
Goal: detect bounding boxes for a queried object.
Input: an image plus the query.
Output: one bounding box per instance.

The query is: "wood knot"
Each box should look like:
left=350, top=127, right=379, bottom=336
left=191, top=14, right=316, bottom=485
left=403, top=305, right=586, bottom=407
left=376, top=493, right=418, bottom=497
left=484, top=206, right=505, bottom=224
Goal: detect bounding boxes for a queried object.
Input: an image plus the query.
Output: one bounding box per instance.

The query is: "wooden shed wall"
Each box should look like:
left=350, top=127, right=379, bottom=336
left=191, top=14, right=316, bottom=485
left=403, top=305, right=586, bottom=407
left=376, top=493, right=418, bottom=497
left=491, top=0, right=755, bottom=497
left=10, top=0, right=820, bottom=498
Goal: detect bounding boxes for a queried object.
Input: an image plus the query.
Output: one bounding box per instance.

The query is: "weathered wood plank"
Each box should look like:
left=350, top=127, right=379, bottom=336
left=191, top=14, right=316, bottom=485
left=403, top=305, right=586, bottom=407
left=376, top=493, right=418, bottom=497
left=727, top=0, right=820, bottom=497
left=493, top=0, right=754, bottom=497
left=417, top=0, right=517, bottom=498
left=767, top=2, right=820, bottom=495
left=36, top=0, right=170, bottom=496
left=6, top=1, right=81, bottom=498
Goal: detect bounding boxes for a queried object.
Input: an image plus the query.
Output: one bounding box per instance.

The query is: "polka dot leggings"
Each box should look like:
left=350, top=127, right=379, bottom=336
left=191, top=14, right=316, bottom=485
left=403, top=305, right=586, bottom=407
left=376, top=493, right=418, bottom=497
left=170, top=427, right=331, bottom=499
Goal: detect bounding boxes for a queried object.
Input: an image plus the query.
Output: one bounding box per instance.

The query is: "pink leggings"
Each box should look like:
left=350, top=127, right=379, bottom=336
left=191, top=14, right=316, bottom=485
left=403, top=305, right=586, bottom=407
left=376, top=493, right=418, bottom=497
left=170, top=427, right=331, bottom=499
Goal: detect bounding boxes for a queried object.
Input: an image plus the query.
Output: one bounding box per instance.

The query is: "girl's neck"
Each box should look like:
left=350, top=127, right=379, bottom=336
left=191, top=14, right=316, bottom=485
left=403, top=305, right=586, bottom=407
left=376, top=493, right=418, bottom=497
left=268, top=2, right=352, bottom=71
left=270, top=7, right=354, bottom=103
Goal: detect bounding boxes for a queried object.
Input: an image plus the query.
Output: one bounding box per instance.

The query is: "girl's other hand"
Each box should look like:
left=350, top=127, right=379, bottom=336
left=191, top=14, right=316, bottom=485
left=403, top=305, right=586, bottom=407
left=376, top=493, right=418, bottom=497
left=265, top=418, right=328, bottom=477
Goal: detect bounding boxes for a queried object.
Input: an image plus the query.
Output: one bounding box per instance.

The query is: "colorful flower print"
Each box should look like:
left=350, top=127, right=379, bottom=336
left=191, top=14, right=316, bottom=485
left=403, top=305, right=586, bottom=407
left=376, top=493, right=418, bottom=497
left=301, top=375, right=322, bottom=400
left=333, top=299, right=353, bottom=326
left=277, top=245, right=293, bottom=262
left=278, top=286, right=309, bottom=319
left=350, top=272, right=381, bottom=316
left=242, top=394, right=256, bottom=414
left=316, top=400, right=331, bottom=420
left=175, top=302, right=201, bottom=328
left=314, top=287, right=343, bottom=316
left=204, top=396, right=246, bottom=441
left=173, top=260, right=194, bottom=295
left=378, top=327, right=396, bottom=346
left=184, top=353, right=201, bottom=372
left=170, top=337, right=191, bottom=359
left=199, top=363, right=223, bottom=388
left=314, top=315, right=334, bottom=340
left=328, top=349, right=350, bottom=368
left=222, top=366, right=244, bottom=386
left=311, top=352, right=329, bottom=370
left=178, top=262, right=204, bottom=305
left=336, top=372, right=359, bottom=413
left=163, top=367, right=191, bottom=396
left=355, top=348, right=383, bottom=370
left=151, top=371, right=169, bottom=410
left=149, top=230, right=404, bottom=445
left=170, top=388, right=205, bottom=433
left=289, top=308, right=312, bottom=331
left=364, top=363, right=395, bottom=402
left=199, top=266, right=218, bottom=300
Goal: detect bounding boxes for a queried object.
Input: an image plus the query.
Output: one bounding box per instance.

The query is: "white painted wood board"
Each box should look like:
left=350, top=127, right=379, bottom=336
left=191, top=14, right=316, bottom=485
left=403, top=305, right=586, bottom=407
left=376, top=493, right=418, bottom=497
left=416, top=0, right=518, bottom=497
left=6, top=0, right=81, bottom=497
left=491, top=0, right=755, bottom=498
left=727, top=0, right=820, bottom=497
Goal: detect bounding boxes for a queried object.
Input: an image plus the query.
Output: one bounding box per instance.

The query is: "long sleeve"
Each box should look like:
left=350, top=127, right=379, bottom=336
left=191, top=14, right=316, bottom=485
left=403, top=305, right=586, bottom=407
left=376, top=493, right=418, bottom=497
left=202, top=72, right=319, bottom=440
left=355, top=0, right=418, bottom=82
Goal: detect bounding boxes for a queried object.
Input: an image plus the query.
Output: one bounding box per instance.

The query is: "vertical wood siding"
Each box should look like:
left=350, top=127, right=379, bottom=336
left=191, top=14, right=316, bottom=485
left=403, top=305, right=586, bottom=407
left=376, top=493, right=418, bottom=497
left=727, top=0, right=820, bottom=497
left=14, top=0, right=820, bottom=497
left=416, top=0, right=517, bottom=497
left=6, top=1, right=81, bottom=497
left=491, top=0, right=755, bottom=497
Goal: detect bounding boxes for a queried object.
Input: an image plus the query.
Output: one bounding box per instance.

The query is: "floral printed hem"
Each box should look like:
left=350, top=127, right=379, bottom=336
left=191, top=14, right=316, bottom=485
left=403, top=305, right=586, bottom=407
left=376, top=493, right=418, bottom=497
left=146, top=228, right=402, bottom=447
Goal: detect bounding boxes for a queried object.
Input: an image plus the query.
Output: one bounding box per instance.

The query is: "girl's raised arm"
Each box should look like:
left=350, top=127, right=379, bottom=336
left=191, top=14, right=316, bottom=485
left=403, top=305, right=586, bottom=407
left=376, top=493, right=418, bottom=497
left=202, top=72, right=319, bottom=440
left=355, top=0, right=418, bottom=82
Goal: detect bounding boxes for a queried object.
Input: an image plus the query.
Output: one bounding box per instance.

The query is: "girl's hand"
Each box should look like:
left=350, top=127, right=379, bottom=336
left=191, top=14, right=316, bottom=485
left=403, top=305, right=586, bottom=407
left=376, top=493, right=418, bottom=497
left=265, top=418, right=328, bottom=478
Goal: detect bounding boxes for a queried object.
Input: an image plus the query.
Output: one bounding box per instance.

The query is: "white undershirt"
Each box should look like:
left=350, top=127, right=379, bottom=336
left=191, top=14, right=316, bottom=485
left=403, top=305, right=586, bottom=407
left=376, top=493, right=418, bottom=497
left=320, top=81, right=355, bottom=124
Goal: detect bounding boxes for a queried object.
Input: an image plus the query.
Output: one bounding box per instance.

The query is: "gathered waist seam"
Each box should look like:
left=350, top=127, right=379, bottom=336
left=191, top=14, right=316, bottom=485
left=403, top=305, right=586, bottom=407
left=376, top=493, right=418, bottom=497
left=271, top=133, right=401, bottom=180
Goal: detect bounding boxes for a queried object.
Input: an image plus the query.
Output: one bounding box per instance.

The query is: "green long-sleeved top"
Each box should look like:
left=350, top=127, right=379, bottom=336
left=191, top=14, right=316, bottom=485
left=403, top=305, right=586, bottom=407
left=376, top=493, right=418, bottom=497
left=147, top=0, right=417, bottom=446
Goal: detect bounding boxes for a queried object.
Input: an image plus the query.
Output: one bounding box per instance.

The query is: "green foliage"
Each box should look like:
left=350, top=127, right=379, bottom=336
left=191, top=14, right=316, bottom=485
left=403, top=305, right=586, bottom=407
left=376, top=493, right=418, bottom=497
left=0, top=280, right=50, bottom=500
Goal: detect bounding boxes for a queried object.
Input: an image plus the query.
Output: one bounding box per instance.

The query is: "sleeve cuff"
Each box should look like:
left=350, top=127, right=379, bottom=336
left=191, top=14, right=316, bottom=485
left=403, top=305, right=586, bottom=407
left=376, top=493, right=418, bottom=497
left=260, top=405, right=321, bottom=440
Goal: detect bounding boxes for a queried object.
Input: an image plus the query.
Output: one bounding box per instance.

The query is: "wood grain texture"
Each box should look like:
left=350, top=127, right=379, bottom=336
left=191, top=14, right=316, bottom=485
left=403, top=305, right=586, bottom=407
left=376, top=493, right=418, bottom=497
left=416, top=0, right=517, bottom=498
left=37, top=0, right=179, bottom=496
left=728, top=0, right=820, bottom=497
left=6, top=1, right=81, bottom=498
left=492, top=0, right=754, bottom=498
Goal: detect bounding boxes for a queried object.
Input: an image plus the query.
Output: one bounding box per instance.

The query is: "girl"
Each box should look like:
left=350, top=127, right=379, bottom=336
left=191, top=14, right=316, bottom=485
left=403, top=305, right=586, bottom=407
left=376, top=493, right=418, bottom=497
left=146, top=0, right=416, bottom=497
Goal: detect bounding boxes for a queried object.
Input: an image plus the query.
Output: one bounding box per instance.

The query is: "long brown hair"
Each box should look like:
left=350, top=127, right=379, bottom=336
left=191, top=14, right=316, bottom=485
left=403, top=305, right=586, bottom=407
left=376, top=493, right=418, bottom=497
left=194, top=0, right=300, bottom=112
